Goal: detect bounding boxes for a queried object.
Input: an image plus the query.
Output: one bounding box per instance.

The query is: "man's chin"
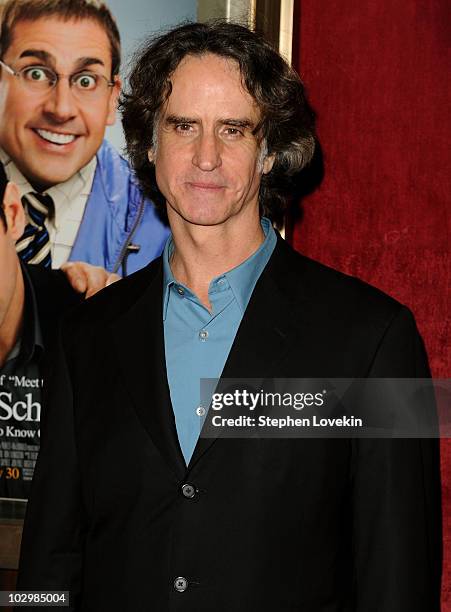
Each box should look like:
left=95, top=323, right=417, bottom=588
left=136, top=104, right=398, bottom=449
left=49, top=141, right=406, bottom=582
left=176, top=210, right=231, bottom=227
left=22, top=164, right=83, bottom=191
left=168, top=203, right=230, bottom=228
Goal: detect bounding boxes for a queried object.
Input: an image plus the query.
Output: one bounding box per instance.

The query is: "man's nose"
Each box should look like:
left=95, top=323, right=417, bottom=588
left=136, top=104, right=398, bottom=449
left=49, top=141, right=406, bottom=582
left=192, top=132, right=222, bottom=171
left=42, top=78, right=77, bottom=122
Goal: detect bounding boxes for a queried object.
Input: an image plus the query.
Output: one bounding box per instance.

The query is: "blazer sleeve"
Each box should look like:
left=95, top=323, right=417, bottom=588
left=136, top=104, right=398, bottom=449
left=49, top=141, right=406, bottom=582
left=16, top=322, right=85, bottom=612
left=351, top=306, right=442, bottom=611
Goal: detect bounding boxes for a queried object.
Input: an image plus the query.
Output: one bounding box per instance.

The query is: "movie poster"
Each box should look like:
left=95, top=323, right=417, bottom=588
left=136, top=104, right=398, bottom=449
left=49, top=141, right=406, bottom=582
left=0, top=0, right=196, bottom=501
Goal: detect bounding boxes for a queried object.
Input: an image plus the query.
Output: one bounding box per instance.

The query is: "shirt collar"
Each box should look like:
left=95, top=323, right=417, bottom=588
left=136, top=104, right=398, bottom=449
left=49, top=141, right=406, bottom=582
left=0, top=147, right=96, bottom=230
left=162, top=217, right=277, bottom=319
left=224, top=217, right=276, bottom=312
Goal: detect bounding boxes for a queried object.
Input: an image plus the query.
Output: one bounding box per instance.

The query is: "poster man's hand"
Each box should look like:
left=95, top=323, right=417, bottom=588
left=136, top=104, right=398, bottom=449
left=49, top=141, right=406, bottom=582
left=60, top=262, right=121, bottom=298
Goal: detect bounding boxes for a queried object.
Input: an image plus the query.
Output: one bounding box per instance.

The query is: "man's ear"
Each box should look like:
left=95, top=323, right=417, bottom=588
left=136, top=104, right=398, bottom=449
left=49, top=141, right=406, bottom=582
left=262, top=153, right=275, bottom=175
left=148, top=149, right=155, bottom=164
left=3, top=182, right=25, bottom=239
left=106, top=75, right=122, bottom=126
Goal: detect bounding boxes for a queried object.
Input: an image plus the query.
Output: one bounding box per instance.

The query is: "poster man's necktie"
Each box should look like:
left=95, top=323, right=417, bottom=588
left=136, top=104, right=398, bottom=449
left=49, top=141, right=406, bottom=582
left=16, top=193, right=54, bottom=268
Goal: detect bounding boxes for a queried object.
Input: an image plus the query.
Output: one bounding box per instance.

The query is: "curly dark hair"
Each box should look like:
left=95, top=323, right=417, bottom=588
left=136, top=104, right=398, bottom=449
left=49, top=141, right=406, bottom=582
left=121, top=20, right=316, bottom=224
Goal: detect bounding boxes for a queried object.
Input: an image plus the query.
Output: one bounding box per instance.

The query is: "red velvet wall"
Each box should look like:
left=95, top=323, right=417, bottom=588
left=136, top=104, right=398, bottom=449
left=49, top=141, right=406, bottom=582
left=290, top=0, right=450, bottom=605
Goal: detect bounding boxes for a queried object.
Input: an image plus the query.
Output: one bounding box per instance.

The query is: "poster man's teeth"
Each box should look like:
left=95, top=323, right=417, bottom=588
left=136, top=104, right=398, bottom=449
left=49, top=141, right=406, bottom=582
left=36, top=129, right=76, bottom=144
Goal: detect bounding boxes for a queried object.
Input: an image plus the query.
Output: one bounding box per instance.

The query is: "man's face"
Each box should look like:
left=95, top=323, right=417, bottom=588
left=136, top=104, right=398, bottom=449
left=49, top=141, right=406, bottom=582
left=0, top=18, right=121, bottom=190
left=0, top=183, right=24, bottom=333
left=153, top=53, right=274, bottom=228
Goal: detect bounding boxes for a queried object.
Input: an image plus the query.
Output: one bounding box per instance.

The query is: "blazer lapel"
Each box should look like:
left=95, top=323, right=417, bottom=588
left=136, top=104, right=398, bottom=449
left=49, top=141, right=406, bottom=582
left=189, top=238, right=304, bottom=469
left=111, top=262, right=186, bottom=480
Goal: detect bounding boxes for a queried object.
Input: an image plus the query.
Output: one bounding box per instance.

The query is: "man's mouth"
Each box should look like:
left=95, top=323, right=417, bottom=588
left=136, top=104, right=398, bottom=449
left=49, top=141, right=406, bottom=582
left=188, top=182, right=224, bottom=190
left=34, top=129, right=77, bottom=145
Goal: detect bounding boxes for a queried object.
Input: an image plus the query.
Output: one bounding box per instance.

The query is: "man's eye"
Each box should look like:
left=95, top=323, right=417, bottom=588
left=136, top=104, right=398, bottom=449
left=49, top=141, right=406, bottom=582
left=23, top=67, right=51, bottom=82
left=73, top=73, right=98, bottom=90
left=176, top=123, right=193, bottom=132
left=224, top=127, right=243, bottom=137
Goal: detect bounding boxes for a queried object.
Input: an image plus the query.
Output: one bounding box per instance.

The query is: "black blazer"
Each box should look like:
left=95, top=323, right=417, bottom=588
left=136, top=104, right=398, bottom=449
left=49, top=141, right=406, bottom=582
left=17, top=238, right=441, bottom=611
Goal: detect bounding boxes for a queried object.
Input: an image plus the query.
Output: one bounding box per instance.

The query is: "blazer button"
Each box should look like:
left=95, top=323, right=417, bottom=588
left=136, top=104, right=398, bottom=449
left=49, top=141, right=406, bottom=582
left=174, top=576, right=188, bottom=592
left=181, top=483, right=196, bottom=499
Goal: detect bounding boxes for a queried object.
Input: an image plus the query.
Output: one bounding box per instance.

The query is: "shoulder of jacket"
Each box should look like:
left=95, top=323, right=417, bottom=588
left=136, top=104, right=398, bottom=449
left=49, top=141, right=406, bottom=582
left=271, top=237, right=405, bottom=323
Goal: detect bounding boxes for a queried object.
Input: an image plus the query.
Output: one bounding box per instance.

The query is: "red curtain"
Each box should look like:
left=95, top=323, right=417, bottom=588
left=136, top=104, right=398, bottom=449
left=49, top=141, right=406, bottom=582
left=289, top=0, right=450, bottom=605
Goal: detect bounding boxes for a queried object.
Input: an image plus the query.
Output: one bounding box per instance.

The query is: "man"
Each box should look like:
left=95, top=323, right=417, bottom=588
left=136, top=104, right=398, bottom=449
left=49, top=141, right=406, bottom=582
left=18, top=22, right=441, bottom=610
left=0, top=163, right=119, bottom=499
left=0, top=0, right=169, bottom=275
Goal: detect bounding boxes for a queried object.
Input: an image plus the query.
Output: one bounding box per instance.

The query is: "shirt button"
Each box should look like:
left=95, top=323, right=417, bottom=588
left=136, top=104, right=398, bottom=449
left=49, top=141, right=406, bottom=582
left=181, top=483, right=197, bottom=499
left=174, top=576, right=188, bottom=592
left=199, top=330, right=208, bottom=340
left=176, top=286, right=185, bottom=296
left=196, top=406, right=206, bottom=417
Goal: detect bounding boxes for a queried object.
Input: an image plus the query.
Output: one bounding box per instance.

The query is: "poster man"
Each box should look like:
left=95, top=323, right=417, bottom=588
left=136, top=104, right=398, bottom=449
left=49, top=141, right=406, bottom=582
left=0, top=0, right=169, bottom=275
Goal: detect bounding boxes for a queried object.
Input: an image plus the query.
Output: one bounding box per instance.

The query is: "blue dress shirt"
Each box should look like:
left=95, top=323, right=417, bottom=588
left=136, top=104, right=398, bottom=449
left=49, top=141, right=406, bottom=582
left=163, top=218, right=277, bottom=464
